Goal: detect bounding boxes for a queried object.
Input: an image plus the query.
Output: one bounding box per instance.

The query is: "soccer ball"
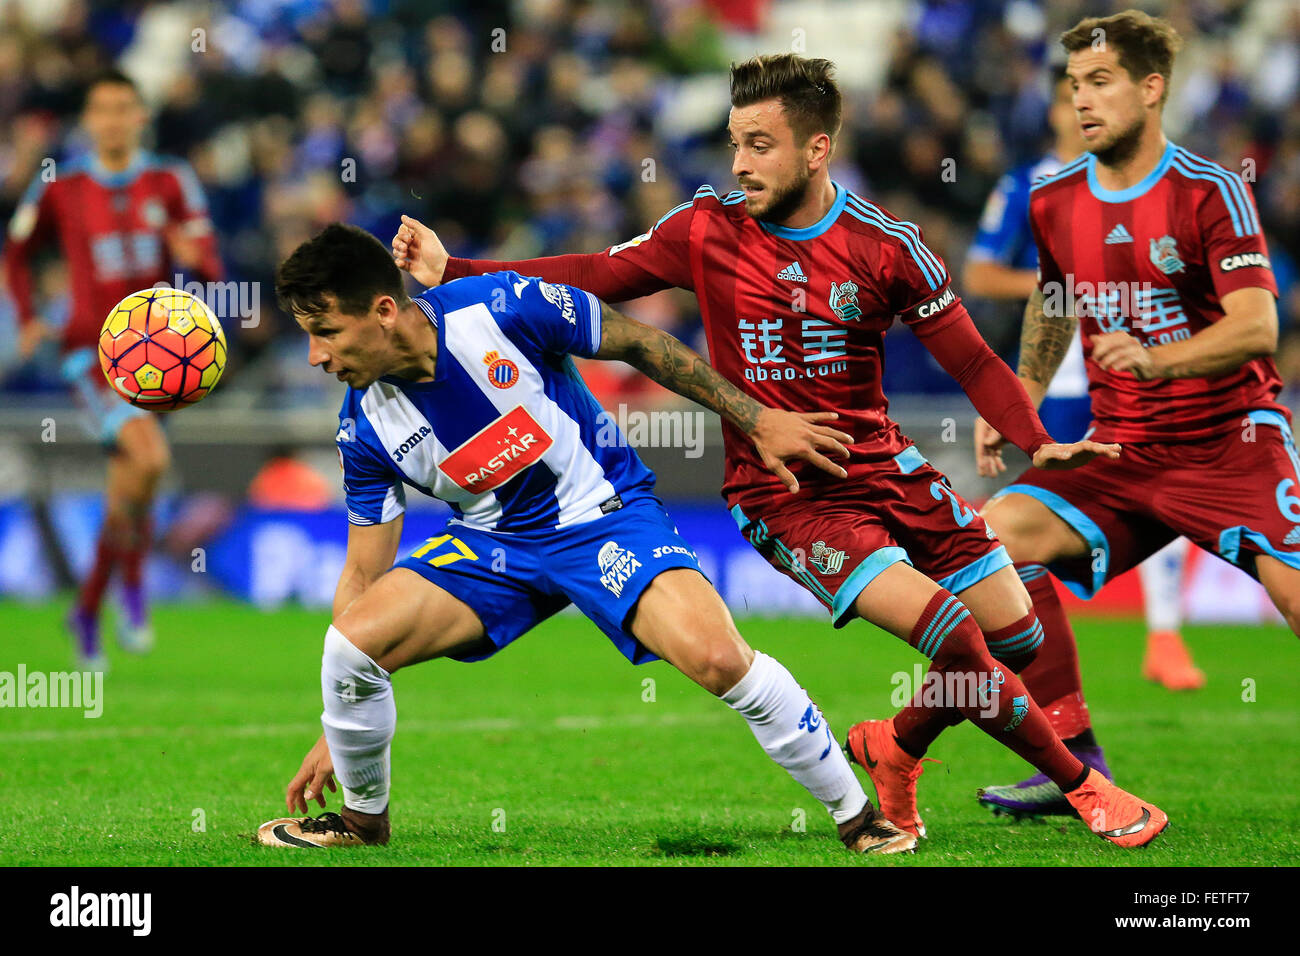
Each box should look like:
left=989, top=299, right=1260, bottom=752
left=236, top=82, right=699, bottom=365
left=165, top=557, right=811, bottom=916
left=98, top=287, right=227, bottom=409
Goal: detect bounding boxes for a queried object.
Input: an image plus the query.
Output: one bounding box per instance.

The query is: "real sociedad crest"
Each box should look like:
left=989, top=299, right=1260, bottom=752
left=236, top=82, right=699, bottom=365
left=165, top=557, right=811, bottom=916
left=828, top=281, right=862, bottom=322
left=1148, top=235, right=1184, bottom=274
left=483, top=349, right=519, bottom=388
left=810, top=540, right=846, bottom=575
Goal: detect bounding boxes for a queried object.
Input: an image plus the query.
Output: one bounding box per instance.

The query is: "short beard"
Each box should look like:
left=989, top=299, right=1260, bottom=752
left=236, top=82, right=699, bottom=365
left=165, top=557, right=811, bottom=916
left=751, top=169, right=812, bottom=225
left=1089, top=116, right=1144, bottom=168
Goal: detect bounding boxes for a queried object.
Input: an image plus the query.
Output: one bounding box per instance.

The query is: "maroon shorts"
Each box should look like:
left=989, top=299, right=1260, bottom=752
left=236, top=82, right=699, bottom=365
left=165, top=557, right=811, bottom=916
left=992, top=409, right=1300, bottom=598
left=729, top=445, right=1010, bottom=627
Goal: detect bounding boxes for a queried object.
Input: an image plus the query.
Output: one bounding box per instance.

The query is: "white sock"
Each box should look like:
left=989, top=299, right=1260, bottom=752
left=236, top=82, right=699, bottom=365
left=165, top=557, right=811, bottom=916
left=721, top=651, right=868, bottom=824
left=320, top=625, right=395, bottom=814
left=1139, top=537, right=1188, bottom=634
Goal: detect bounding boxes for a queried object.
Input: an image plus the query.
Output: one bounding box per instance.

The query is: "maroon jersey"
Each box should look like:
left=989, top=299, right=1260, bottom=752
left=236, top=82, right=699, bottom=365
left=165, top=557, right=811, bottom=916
left=1029, top=142, right=1284, bottom=443
left=4, top=150, right=222, bottom=353
left=446, top=182, right=1051, bottom=509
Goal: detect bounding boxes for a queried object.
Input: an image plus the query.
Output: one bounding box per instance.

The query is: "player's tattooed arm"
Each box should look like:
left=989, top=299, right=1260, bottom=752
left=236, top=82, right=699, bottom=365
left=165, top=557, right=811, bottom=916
left=594, top=300, right=854, bottom=492
left=1016, top=287, right=1078, bottom=406
left=595, top=300, right=763, bottom=431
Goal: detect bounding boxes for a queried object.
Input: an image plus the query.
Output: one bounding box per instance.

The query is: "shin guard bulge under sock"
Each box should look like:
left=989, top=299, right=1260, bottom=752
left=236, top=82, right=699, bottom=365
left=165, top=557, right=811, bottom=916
left=722, top=651, right=868, bottom=824
left=320, top=625, right=395, bottom=814
left=894, top=590, right=1084, bottom=789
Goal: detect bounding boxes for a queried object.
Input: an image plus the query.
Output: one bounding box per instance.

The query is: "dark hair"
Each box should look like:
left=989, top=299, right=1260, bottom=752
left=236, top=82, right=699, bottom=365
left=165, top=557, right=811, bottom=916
left=1060, top=9, right=1182, bottom=106
left=275, top=223, right=410, bottom=319
left=83, top=68, right=140, bottom=106
left=729, top=53, right=841, bottom=146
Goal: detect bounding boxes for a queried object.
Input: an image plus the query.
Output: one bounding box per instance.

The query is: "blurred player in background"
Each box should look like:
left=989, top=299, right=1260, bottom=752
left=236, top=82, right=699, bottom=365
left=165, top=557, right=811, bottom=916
left=975, top=10, right=1298, bottom=818
left=395, top=53, right=1169, bottom=847
left=964, top=65, right=1204, bottom=698
left=3, top=70, right=222, bottom=669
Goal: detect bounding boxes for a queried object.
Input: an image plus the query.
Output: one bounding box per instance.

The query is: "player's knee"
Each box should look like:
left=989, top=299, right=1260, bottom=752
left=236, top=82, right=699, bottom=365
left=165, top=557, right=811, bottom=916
left=120, top=436, right=170, bottom=482
left=991, top=646, right=1037, bottom=673
left=927, top=604, right=984, bottom=671
left=691, top=635, right=754, bottom=696
left=321, top=625, right=392, bottom=705
left=140, top=441, right=171, bottom=482
left=981, top=498, right=1052, bottom=563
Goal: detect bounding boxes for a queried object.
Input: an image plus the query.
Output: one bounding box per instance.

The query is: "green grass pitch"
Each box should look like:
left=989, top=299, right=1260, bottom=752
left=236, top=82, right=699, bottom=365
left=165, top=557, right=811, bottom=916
left=2, top=598, right=1297, bottom=866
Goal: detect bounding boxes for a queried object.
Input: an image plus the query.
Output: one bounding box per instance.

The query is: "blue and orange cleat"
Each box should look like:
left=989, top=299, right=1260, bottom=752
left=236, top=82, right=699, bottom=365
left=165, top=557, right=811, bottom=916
left=977, top=744, right=1111, bottom=819
left=844, top=718, right=936, bottom=838
left=1064, top=768, right=1169, bottom=848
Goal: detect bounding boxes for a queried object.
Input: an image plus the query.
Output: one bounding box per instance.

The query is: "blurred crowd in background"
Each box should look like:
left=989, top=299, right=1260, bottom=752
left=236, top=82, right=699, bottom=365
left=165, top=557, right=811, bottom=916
left=1, top=0, right=1298, bottom=411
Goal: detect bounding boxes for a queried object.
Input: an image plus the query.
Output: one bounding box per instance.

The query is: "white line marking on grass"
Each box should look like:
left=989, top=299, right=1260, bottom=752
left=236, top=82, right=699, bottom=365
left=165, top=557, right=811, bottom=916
left=0, top=709, right=730, bottom=744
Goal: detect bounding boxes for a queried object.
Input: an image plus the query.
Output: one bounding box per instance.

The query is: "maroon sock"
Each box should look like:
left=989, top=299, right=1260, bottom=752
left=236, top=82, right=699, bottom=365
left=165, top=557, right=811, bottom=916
left=983, top=609, right=1045, bottom=672
left=894, top=589, right=1085, bottom=789
left=120, top=513, right=152, bottom=589
left=1017, top=563, right=1093, bottom=739
left=77, top=521, right=122, bottom=617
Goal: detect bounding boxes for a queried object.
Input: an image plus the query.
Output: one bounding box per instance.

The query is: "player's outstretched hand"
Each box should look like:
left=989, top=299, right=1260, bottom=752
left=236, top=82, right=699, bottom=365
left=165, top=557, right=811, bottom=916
left=392, top=214, right=448, bottom=287
left=1031, top=439, right=1121, bottom=471
left=974, top=416, right=1008, bottom=478
left=286, top=733, right=337, bottom=815
left=750, top=409, right=853, bottom=494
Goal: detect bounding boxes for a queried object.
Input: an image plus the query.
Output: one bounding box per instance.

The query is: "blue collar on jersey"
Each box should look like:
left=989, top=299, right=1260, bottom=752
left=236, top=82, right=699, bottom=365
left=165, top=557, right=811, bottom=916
left=379, top=294, right=447, bottom=388
left=87, top=150, right=148, bottom=189
left=1085, top=141, right=1175, bottom=204
left=758, top=181, right=848, bottom=240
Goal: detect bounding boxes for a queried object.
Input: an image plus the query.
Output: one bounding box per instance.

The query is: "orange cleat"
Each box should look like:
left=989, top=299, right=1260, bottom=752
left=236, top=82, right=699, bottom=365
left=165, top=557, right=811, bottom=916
left=1142, top=630, right=1206, bottom=691
left=1064, top=769, right=1169, bottom=848
left=844, top=718, right=936, bottom=839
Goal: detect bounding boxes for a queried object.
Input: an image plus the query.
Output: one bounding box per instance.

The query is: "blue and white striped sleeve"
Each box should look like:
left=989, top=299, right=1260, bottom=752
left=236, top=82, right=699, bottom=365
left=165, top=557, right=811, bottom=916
left=337, top=422, right=405, bottom=526
left=497, top=271, right=603, bottom=358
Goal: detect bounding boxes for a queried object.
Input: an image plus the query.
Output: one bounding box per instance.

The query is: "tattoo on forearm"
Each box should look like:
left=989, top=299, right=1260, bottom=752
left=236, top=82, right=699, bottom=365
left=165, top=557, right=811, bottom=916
left=599, top=302, right=763, bottom=432
left=1017, top=287, right=1078, bottom=388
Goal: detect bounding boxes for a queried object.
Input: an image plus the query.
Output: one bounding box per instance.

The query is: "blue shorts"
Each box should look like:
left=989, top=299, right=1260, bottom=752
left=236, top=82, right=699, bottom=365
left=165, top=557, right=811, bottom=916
left=62, top=347, right=149, bottom=448
left=393, top=496, right=704, bottom=664
left=1037, top=395, right=1092, bottom=444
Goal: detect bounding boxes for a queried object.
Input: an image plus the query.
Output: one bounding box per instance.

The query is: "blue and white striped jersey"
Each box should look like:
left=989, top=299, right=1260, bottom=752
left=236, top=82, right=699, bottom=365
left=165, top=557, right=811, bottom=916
left=336, top=271, right=656, bottom=533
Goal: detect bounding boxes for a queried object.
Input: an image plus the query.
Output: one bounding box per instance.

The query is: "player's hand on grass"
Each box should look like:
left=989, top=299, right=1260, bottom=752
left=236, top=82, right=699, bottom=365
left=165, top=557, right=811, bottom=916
left=286, top=733, right=337, bottom=815
left=1031, top=439, right=1121, bottom=471
left=749, top=409, right=853, bottom=494
left=974, top=416, right=1008, bottom=478
left=1090, top=331, right=1159, bottom=380
left=392, top=214, right=448, bottom=287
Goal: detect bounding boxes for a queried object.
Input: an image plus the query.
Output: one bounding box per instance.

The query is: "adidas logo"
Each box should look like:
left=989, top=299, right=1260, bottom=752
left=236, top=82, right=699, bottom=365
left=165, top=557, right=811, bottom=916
left=777, top=261, right=808, bottom=282
left=1104, top=223, right=1133, bottom=244
left=1285, top=526, right=1300, bottom=546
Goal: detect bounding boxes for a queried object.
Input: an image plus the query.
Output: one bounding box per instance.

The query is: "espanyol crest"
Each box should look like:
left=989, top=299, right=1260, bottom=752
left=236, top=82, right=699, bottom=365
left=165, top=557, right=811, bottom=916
left=1148, top=235, right=1184, bottom=274
left=482, top=349, right=519, bottom=388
